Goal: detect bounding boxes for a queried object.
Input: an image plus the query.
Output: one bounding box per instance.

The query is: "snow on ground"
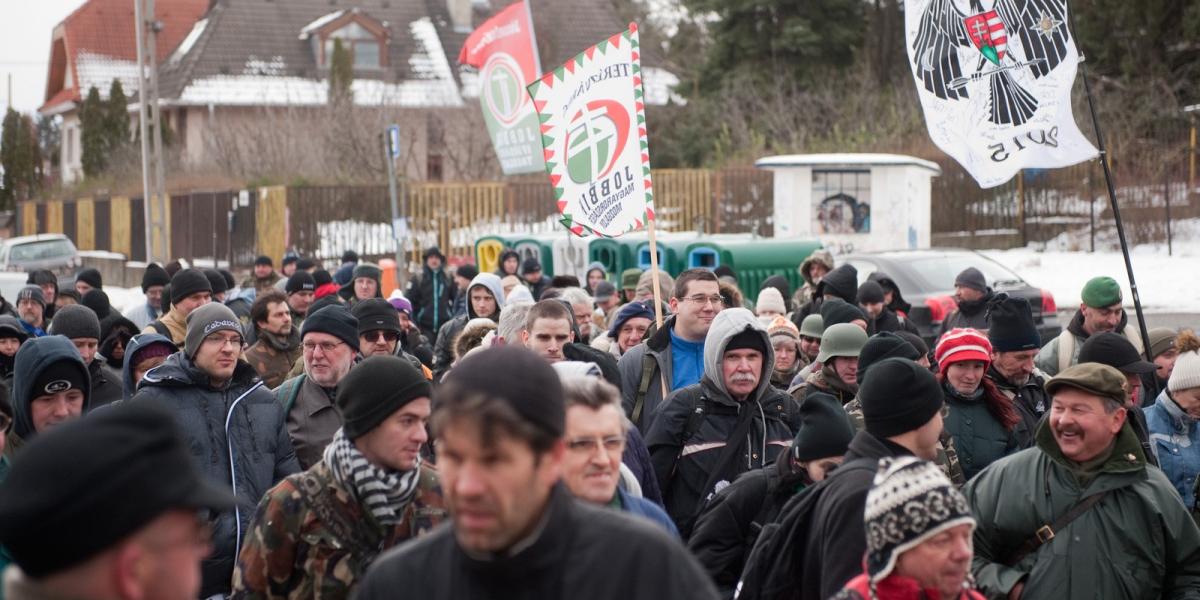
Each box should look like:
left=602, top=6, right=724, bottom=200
left=106, top=287, right=146, bottom=315
left=983, top=219, right=1200, bottom=313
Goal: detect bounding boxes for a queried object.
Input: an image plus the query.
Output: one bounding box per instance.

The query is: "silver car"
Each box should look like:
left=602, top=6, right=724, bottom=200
left=0, top=234, right=81, bottom=278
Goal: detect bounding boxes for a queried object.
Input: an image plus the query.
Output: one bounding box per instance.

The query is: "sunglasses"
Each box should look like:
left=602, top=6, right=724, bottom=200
left=362, top=330, right=399, bottom=343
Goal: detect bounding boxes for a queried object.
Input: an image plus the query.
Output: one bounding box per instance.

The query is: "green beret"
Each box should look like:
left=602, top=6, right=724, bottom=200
left=1081, top=276, right=1122, bottom=309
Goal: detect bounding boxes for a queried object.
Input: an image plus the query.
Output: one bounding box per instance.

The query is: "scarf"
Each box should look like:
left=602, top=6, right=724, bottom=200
left=323, top=428, right=421, bottom=526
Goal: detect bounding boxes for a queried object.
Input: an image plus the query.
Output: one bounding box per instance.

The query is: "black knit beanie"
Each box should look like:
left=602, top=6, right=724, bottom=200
left=47, top=305, right=100, bottom=341
left=203, top=270, right=228, bottom=295
left=81, top=290, right=112, bottom=320
left=792, top=391, right=856, bottom=461
left=286, top=271, right=316, bottom=295
left=820, top=298, right=867, bottom=327
left=858, top=333, right=921, bottom=379
left=300, top=305, right=360, bottom=352
left=170, top=269, right=213, bottom=305
left=859, top=357, right=943, bottom=438
left=141, top=263, right=170, bottom=292
left=857, top=281, right=885, bottom=305
left=338, top=355, right=431, bottom=440
left=438, top=347, right=564, bottom=441
left=351, top=298, right=401, bottom=335
left=987, top=296, right=1040, bottom=352
left=75, top=268, right=102, bottom=290
left=726, top=329, right=767, bottom=356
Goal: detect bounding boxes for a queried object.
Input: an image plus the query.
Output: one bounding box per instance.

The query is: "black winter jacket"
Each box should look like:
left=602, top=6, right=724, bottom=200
left=801, top=431, right=912, bottom=600
left=88, top=359, right=124, bottom=408
left=133, top=353, right=300, bottom=598
left=355, top=484, right=720, bottom=600
left=937, top=289, right=995, bottom=338
left=689, top=457, right=807, bottom=597
left=407, top=265, right=455, bottom=340
left=792, top=264, right=858, bottom=326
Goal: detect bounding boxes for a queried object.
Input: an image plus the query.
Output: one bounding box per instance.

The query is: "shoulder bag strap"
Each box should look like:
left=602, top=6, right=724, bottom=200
left=632, top=353, right=657, bottom=426
left=1003, top=489, right=1109, bottom=567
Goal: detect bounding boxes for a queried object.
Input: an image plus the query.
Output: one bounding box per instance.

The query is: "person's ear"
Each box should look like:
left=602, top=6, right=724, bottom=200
left=1111, top=406, right=1128, bottom=435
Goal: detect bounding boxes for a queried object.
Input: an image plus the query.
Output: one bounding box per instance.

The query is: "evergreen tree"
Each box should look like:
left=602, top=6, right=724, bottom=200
left=80, top=85, right=107, bottom=177
left=329, top=38, right=354, bottom=105
left=105, top=79, right=131, bottom=154
left=1, top=109, right=41, bottom=209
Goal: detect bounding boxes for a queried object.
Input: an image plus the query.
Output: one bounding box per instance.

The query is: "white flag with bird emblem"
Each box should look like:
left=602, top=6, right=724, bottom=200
left=905, top=0, right=1098, bottom=188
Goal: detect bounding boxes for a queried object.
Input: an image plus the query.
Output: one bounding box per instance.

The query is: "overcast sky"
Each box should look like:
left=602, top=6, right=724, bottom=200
left=0, top=0, right=87, bottom=115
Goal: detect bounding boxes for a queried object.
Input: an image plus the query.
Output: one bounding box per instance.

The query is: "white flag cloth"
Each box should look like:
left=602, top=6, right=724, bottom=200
left=905, top=0, right=1098, bottom=188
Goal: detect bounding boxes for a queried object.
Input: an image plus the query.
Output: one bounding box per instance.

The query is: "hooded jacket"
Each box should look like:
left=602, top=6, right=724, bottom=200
left=121, top=333, right=177, bottom=399
left=87, top=358, right=124, bottom=409
left=618, top=315, right=680, bottom=434
left=965, top=419, right=1200, bottom=599
left=867, top=271, right=912, bottom=315
left=8, top=336, right=91, bottom=446
left=645, top=308, right=800, bottom=538
left=494, top=249, right=521, bottom=277
left=1035, top=309, right=1145, bottom=377
left=792, top=264, right=857, bottom=327
left=1146, top=388, right=1200, bottom=508
left=408, top=263, right=454, bottom=341
left=432, top=273, right=504, bottom=378
left=133, top=353, right=300, bottom=598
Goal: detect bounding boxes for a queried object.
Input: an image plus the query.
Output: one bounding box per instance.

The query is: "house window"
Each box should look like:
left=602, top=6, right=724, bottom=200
left=812, top=170, right=871, bottom=234
left=322, top=22, right=383, bottom=70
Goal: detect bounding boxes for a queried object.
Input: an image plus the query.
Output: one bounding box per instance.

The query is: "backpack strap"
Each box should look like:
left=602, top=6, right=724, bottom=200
left=149, top=320, right=173, bottom=342
left=279, top=374, right=306, bottom=416
left=631, top=353, right=658, bottom=426
left=1058, top=333, right=1075, bottom=375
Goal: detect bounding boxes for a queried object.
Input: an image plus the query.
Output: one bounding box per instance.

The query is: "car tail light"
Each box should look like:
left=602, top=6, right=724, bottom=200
left=1041, top=288, right=1057, bottom=315
left=924, top=295, right=957, bottom=324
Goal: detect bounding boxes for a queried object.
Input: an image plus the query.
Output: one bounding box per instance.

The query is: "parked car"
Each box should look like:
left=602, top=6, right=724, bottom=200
left=0, top=234, right=81, bottom=278
left=840, top=249, right=1061, bottom=345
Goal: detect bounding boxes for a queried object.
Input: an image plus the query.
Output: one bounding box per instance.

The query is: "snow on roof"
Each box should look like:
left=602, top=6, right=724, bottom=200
left=299, top=10, right=349, bottom=39
left=75, top=51, right=140, bottom=98
left=175, top=74, right=463, bottom=107
left=755, top=153, right=942, bottom=174
left=408, top=17, right=456, bottom=83
left=168, top=17, right=209, bottom=67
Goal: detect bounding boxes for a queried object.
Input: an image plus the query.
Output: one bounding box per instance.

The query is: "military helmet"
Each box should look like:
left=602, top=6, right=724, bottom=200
left=817, top=323, right=868, bottom=363
left=800, top=314, right=824, bottom=339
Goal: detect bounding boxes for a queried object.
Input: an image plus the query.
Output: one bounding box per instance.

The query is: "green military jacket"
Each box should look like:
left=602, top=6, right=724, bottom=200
left=844, top=399, right=965, bottom=485
left=965, top=419, right=1200, bottom=599
left=231, top=460, right=447, bottom=600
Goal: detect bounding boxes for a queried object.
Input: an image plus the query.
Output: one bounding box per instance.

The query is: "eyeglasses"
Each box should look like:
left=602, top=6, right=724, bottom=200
left=203, top=334, right=243, bottom=350
left=566, top=435, right=625, bottom=455
left=302, top=340, right=346, bottom=354
left=682, top=294, right=724, bottom=307
left=363, top=330, right=399, bottom=343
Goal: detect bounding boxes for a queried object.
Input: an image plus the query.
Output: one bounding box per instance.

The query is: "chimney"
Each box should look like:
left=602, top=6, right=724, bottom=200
left=447, top=0, right=471, bottom=32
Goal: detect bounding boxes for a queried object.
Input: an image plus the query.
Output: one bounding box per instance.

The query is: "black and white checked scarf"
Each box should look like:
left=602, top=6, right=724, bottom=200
left=324, top=428, right=421, bottom=525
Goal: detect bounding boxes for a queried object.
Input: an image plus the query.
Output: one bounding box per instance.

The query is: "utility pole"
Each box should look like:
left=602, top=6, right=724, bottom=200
left=134, top=0, right=168, bottom=263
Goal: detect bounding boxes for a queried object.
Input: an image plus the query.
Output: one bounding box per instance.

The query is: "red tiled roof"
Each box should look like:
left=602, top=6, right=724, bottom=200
left=40, top=0, right=209, bottom=113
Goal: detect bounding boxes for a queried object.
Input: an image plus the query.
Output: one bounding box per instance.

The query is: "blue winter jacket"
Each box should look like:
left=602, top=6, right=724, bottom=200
left=133, top=352, right=299, bottom=598
left=1146, top=388, right=1200, bottom=508
left=618, top=487, right=679, bottom=538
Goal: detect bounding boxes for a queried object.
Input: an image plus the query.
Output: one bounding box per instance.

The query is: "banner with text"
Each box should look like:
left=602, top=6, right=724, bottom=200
left=527, top=23, right=654, bottom=237
left=905, top=0, right=1097, bottom=188
left=459, top=1, right=544, bottom=175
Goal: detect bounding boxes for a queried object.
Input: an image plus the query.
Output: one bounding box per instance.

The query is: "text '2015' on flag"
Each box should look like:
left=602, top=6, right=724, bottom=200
left=905, top=0, right=1098, bottom=188
left=527, top=23, right=655, bottom=238
left=458, top=1, right=545, bottom=175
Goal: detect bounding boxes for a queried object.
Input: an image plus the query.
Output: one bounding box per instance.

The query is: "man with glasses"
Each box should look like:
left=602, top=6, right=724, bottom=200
left=619, top=268, right=723, bottom=433
left=1037, top=275, right=1146, bottom=376
left=274, top=305, right=359, bottom=469
left=353, top=298, right=431, bottom=378
left=0, top=402, right=237, bottom=600
left=133, top=303, right=298, bottom=598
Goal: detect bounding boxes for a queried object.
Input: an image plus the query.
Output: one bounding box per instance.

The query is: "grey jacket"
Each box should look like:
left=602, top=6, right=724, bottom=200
left=133, top=352, right=300, bottom=598
left=274, top=373, right=342, bottom=470
left=619, top=316, right=679, bottom=433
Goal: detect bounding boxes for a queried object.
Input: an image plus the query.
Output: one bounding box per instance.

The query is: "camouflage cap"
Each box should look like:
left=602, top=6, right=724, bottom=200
left=1045, top=362, right=1127, bottom=407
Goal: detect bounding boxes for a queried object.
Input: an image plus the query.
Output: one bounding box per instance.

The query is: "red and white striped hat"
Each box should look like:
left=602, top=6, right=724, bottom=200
left=935, top=328, right=993, bottom=373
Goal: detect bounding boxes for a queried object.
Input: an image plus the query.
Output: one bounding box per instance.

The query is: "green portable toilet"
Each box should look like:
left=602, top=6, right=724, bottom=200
left=635, top=236, right=696, bottom=276
left=686, top=238, right=822, bottom=295
left=476, top=235, right=514, bottom=274
left=512, top=232, right=563, bottom=277
left=589, top=237, right=640, bottom=279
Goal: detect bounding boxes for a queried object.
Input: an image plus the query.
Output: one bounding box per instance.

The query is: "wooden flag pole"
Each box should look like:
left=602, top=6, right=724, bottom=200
left=647, top=216, right=665, bottom=329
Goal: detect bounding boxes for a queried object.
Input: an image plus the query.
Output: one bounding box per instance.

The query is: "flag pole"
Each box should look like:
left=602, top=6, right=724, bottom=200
left=646, top=217, right=665, bottom=329
left=1065, top=2, right=1153, bottom=363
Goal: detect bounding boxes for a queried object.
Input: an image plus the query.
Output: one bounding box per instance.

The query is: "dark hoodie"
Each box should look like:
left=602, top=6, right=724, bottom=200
left=937, top=288, right=996, bottom=338
left=495, top=249, right=521, bottom=277
left=792, top=264, right=858, bottom=328
left=99, top=313, right=138, bottom=371
left=8, top=335, right=91, bottom=452
left=121, top=333, right=176, bottom=399
left=867, top=271, right=913, bottom=315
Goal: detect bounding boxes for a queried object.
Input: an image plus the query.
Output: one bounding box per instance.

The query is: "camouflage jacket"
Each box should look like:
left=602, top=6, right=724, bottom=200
left=844, top=399, right=966, bottom=486
left=790, top=365, right=857, bottom=406
left=245, top=328, right=302, bottom=391
left=231, top=460, right=447, bottom=600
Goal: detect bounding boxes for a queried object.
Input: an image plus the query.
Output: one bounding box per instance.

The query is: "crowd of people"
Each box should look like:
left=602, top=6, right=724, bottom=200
left=0, top=245, right=1198, bottom=600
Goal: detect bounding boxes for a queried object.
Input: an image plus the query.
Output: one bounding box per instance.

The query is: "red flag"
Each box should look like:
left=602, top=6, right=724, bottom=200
left=458, top=1, right=539, bottom=78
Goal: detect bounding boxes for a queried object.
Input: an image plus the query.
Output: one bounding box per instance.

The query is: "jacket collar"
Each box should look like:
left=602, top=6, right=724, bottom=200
left=1066, top=308, right=1130, bottom=340
left=259, top=327, right=301, bottom=352
left=644, top=315, right=678, bottom=353
left=845, top=430, right=913, bottom=463
left=1156, top=389, right=1195, bottom=430
left=456, top=483, right=575, bottom=583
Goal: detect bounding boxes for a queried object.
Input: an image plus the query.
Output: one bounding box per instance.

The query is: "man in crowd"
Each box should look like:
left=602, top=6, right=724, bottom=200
left=25, top=270, right=58, bottom=322
left=74, top=268, right=103, bottom=297
left=121, top=333, right=176, bottom=399
left=801, top=357, right=946, bottom=599
left=123, top=263, right=171, bottom=330
left=355, top=347, right=719, bottom=599
left=388, top=294, right=434, bottom=366
left=15, top=286, right=48, bottom=338
left=1144, top=327, right=1179, bottom=401
left=794, top=249, right=834, bottom=308
left=274, top=305, right=359, bottom=470
left=558, top=374, right=676, bottom=534
left=938, top=267, right=996, bottom=337
left=407, top=247, right=455, bottom=342
left=433, top=273, right=504, bottom=378
left=521, top=258, right=552, bottom=300
left=965, top=363, right=1200, bottom=598
left=619, top=268, right=721, bottom=433
left=233, top=356, right=446, bottom=599
left=492, top=301, right=533, bottom=347
left=621, top=268, right=642, bottom=303
left=133, top=302, right=299, bottom=598
left=647, top=308, right=800, bottom=538
left=689, top=392, right=854, bottom=595
left=1037, top=275, right=1144, bottom=376
left=333, top=250, right=359, bottom=285
left=797, top=314, right=823, bottom=367
left=792, top=263, right=857, bottom=325
left=831, top=457, right=983, bottom=600
left=204, top=269, right=230, bottom=303
left=48, top=304, right=123, bottom=408
left=597, top=300, right=655, bottom=358
left=1077, top=332, right=1160, bottom=465
left=144, top=269, right=213, bottom=347
left=986, top=296, right=1050, bottom=426
left=340, top=263, right=383, bottom=306
left=0, top=402, right=236, bottom=600
left=0, top=315, right=28, bottom=390
left=243, top=255, right=282, bottom=293
left=245, top=289, right=301, bottom=390
left=522, top=300, right=575, bottom=364
left=791, top=323, right=867, bottom=405
left=4, top=335, right=91, bottom=460
left=561, top=287, right=597, bottom=343
left=449, top=264, right=478, bottom=318
left=594, top=281, right=620, bottom=317
left=286, top=271, right=317, bottom=325
left=857, top=281, right=915, bottom=335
